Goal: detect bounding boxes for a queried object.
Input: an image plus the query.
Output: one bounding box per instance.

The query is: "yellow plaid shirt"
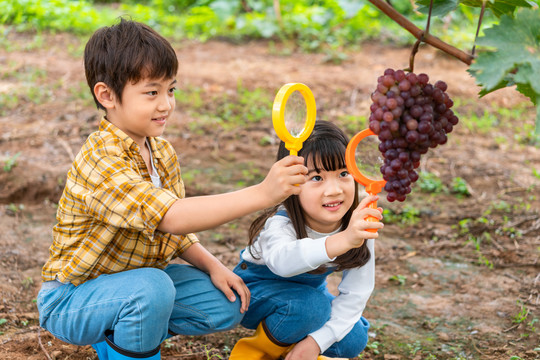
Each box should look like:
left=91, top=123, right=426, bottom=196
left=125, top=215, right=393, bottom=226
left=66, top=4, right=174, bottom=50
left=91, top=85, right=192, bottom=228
left=42, top=118, right=198, bottom=286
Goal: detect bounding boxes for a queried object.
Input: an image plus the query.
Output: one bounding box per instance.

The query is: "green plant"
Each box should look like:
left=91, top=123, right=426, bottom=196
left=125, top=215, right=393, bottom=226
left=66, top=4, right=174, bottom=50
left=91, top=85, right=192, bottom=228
left=450, top=177, right=471, bottom=197
left=418, top=171, right=446, bottom=194
left=389, top=274, right=407, bottom=286
left=467, top=235, right=493, bottom=269
left=3, top=152, right=21, bottom=172
left=512, top=300, right=529, bottom=324
left=21, top=277, right=33, bottom=289
left=382, top=205, right=420, bottom=225
left=203, top=344, right=223, bottom=359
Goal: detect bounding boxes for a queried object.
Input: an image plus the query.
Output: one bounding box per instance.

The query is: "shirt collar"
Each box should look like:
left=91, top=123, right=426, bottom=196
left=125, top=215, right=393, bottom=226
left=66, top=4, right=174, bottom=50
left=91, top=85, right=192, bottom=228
left=99, top=117, right=163, bottom=159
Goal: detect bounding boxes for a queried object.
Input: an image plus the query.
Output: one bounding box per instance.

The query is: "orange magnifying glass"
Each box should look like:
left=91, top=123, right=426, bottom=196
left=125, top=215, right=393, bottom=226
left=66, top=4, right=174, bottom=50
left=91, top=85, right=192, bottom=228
left=345, top=128, right=387, bottom=233
left=272, top=83, right=317, bottom=156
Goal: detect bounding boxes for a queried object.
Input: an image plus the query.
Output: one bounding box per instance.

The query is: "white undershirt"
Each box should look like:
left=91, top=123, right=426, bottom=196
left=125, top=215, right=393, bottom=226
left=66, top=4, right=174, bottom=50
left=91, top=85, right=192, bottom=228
left=146, top=139, right=162, bottom=188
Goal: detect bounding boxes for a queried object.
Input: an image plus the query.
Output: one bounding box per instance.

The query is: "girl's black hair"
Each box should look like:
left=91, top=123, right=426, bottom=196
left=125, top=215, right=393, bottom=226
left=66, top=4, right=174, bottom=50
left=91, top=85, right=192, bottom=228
left=248, top=120, right=371, bottom=272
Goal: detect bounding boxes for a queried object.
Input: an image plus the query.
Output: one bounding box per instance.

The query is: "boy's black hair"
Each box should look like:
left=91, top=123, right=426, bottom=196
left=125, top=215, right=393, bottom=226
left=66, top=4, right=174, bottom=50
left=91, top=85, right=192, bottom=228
left=248, top=120, right=371, bottom=272
left=84, top=18, right=179, bottom=110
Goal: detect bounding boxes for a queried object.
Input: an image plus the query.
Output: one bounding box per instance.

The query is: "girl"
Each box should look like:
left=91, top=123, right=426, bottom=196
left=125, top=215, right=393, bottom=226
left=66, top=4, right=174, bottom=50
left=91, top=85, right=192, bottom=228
left=230, top=121, right=384, bottom=360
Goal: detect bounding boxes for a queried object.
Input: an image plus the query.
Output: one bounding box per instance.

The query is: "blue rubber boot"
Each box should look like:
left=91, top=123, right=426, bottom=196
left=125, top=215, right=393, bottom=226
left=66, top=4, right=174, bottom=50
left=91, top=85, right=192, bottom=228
left=104, top=330, right=161, bottom=359
left=92, top=341, right=108, bottom=359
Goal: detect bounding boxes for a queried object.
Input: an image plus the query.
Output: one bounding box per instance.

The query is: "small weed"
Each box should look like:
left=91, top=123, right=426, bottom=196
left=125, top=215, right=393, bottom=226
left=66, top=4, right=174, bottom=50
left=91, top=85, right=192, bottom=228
left=6, top=203, right=25, bottom=216
left=389, top=274, right=407, bottom=286
left=21, top=277, right=34, bottom=289
left=0, top=318, right=7, bottom=326
left=450, top=177, right=471, bottom=197
left=362, top=340, right=381, bottom=356
left=382, top=205, right=420, bottom=225
left=512, top=300, right=529, bottom=324
left=418, top=172, right=446, bottom=194
left=203, top=344, right=223, bottom=359
left=467, top=235, right=493, bottom=269
left=3, top=152, right=21, bottom=172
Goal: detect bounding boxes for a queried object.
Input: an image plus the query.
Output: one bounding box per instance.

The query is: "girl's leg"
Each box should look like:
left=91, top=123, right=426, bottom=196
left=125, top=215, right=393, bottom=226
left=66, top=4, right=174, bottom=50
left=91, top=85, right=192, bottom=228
left=37, top=268, right=176, bottom=352
left=322, top=317, right=370, bottom=358
left=164, top=264, right=243, bottom=335
left=242, top=280, right=332, bottom=344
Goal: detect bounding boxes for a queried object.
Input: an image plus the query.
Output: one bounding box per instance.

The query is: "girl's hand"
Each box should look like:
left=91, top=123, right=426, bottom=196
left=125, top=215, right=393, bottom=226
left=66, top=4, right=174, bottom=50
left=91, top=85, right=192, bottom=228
left=325, top=195, right=383, bottom=258
left=260, top=155, right=307, bottom=206
left=208, top=264, right=250, bottom=313
left=345, top=195, right=384, bottom=245
left=284, top=336, right=321, bottom=360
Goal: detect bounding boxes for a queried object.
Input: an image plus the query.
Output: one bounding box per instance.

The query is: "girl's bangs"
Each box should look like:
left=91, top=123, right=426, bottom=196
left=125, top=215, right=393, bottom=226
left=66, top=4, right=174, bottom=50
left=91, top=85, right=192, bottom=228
left=306, top=139, right=347, bottom=172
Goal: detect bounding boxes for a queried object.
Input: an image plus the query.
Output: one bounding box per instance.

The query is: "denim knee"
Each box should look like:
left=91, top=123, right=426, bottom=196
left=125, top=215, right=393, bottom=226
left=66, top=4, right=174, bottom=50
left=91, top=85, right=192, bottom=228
left=127, top=268, right=176, bottom=322
left=213, top=295, right=244, bottom=331
left=267, top=289, right=332, bottom=343
left=325, top=317, right=370, bottom=358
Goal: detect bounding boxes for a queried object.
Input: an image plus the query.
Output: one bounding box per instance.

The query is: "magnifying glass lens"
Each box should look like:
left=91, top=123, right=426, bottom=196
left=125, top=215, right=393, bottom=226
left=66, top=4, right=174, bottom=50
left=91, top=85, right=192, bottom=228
left=353, top=134, right=384, bottom=183
left=284, top=91, right=307, bottom=137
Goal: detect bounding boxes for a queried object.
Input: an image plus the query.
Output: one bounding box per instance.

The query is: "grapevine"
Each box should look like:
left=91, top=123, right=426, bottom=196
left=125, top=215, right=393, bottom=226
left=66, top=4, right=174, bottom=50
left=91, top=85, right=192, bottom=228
left=369, top=68, right=459, bottom=202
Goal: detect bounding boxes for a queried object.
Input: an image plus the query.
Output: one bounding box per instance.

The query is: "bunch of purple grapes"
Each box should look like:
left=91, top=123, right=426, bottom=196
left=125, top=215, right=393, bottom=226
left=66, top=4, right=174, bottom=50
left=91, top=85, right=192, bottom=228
left=369, top=68, right=459, bottom=202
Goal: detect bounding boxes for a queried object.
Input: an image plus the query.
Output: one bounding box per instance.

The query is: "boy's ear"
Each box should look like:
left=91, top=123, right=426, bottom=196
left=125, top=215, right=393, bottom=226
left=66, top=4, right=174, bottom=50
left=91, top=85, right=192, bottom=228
left=94, top=82, right=116, bottom=109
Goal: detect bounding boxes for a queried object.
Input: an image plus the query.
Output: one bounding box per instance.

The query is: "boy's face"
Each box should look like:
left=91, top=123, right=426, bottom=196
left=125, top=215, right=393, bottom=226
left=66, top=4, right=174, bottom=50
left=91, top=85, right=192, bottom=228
left=105, top=76, right=177, bottom=146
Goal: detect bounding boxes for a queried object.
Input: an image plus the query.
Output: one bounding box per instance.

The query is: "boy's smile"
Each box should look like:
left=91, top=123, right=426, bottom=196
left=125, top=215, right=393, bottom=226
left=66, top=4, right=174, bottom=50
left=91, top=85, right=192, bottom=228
left=98, top=76, right=177, bottom=149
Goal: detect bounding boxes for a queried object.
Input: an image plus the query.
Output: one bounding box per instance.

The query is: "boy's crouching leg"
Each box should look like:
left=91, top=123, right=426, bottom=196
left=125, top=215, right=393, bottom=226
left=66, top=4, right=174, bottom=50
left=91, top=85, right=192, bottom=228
left=38, top=268, right=175, bottom=354
left=104, top=330, right=161, bottom=359
left=164, top=264, right=244, bottom=336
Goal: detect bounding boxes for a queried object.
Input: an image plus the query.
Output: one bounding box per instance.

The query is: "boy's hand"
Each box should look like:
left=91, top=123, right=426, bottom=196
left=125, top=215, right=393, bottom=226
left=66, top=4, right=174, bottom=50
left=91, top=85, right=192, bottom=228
left=284, top=336, right=321, bottom=360
left=260, top=156, right=307, bottom=206
left=208, top=263, right=250, bottom=313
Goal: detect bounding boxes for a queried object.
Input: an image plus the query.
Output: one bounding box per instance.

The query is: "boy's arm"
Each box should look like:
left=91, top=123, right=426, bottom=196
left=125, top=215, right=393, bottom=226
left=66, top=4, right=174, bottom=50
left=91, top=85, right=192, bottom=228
left=180, top=242, right=251, bottom=313
left=158, top=155, right=307, bottom=235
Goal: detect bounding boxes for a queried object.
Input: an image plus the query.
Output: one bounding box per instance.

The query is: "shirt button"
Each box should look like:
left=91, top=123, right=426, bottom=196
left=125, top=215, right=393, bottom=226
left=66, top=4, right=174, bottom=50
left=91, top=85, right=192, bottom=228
left=240, top=263, right=248, bottom=270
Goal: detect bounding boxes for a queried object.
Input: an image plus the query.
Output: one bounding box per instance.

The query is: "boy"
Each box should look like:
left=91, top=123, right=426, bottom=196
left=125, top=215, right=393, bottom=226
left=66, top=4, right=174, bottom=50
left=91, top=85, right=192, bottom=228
left=37, top=18, right=307, bottom=360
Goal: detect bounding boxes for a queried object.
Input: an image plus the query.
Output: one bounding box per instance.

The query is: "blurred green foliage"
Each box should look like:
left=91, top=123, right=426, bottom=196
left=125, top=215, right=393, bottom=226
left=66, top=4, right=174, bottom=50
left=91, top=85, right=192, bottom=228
left=0, top=0, right=492, bottom=51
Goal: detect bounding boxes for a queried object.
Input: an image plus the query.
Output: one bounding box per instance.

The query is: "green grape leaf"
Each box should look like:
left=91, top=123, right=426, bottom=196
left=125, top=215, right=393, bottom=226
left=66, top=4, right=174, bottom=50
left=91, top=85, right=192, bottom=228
left=416, top=0, right=532, bottom=18
left=462, top=0, right=533, bottom=18
left=416, top=0, right=459, bottom=17
left=468, top=8, right=540, bottom=106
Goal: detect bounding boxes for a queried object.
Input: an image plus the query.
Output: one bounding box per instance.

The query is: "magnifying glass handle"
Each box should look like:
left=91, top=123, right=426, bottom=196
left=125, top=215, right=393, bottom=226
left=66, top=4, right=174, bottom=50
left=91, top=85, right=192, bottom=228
left=365, top=198, right=379, bottom=234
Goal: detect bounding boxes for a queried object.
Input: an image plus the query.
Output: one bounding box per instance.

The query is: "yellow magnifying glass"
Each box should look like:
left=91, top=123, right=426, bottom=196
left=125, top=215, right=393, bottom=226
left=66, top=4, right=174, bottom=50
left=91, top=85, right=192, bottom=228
left=272, top=83, right=317, bottom=156
left=346, top=128, right=387, bottom=233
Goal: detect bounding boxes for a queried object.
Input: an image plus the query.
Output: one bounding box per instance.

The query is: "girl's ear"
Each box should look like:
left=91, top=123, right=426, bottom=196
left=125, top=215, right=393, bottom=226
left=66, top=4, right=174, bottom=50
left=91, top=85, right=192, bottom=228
left=94, top=82, right=116, bottom=110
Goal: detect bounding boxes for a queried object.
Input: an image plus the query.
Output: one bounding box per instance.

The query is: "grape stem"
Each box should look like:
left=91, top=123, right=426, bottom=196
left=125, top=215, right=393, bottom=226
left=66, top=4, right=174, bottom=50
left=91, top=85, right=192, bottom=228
left=471, top=0, right=487, bottom=57
left=367, top=0, right=475, bottom=65
left=407, top=0, right=432, bottom=73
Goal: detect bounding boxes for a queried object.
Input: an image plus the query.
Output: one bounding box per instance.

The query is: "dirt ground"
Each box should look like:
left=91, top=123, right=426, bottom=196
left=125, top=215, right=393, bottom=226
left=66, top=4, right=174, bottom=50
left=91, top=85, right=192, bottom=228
left=0, top=31, right=538, bottom=360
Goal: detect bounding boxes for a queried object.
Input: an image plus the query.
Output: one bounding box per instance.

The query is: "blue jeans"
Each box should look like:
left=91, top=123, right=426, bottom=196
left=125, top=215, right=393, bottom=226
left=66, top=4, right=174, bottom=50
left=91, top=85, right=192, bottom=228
left=37, top=264, right=243, bottom=352
left=233, top=258, right=369, bottom=358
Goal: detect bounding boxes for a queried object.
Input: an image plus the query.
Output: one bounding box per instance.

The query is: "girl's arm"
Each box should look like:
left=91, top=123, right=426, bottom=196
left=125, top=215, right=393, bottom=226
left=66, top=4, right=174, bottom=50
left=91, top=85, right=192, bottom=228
left=251, top=215, right=334, bottom=277
left=158, top=156, right=307, bottom=235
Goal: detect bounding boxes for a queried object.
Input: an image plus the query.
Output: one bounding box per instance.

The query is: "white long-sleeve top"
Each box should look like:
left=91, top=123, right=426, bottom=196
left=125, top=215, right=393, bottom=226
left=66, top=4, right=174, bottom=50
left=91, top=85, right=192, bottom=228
left=241, top=212, right=375, bottom=353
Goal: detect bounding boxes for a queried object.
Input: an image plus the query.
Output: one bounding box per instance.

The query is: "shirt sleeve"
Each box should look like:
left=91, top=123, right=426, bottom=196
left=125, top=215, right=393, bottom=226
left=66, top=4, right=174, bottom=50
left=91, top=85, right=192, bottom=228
left=77, top=152, right=178, bottom=240
left=309, top=239, right=376, bottom=353
left=252, top=215, right=335, bottom=277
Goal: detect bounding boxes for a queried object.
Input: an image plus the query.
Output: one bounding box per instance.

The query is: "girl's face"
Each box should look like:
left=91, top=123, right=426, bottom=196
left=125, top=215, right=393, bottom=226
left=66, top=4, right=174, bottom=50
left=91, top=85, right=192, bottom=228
left=298, top=157, right=356, bottom=233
